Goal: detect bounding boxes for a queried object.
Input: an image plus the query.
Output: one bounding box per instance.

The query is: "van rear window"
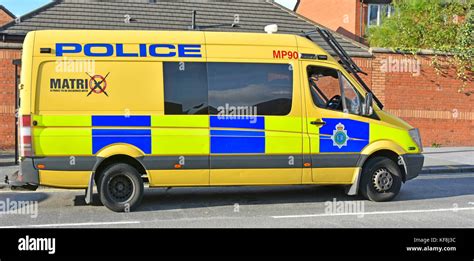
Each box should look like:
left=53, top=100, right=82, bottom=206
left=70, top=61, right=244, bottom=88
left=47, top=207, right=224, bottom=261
left=163, top=62, right=208, bottom=115
left=208, top=63, right=293, bottom=116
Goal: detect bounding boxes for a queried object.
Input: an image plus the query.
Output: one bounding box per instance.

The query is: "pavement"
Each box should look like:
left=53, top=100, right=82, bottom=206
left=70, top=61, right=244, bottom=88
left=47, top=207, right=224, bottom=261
left=421, top=147, right=474, bottom=173
left=0, top=147, right=473, bottom=228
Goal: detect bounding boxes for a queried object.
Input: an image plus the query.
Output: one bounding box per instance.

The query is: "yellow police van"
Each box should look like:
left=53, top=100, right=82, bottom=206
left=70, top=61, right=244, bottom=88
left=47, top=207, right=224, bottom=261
left=11, top=29, right=424, bottom=212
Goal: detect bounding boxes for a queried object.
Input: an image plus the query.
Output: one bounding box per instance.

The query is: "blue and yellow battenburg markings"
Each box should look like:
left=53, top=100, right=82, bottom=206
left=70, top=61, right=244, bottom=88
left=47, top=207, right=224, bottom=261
left=210, top=116, right=265, bottom=154
left=319, top=118, right=369, bottom=153
left=92, top=116, right=152, bottom=154
left=90, top=116, right=368, bottom=154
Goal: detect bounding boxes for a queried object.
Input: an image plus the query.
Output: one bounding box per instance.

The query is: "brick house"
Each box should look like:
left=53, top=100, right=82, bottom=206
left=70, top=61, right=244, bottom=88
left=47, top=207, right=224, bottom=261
left=0, top=5, right=15, bottom=26
left=295, top=0, right=393, bottom=43
left=0, top=0, right=472, bottom=151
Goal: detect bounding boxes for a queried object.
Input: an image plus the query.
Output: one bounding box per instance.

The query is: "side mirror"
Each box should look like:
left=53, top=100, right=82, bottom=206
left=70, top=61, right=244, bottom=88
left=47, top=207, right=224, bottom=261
left=363, top=93, right=373, bottom=116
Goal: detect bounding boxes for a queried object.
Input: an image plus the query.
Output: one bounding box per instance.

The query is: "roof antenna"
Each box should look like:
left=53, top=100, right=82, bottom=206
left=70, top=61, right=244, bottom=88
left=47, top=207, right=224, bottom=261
left=190, top=10, right=197, bottom=30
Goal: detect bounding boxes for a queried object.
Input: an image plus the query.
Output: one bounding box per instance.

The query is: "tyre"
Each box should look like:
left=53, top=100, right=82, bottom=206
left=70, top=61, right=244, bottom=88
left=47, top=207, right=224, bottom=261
left=98, top=163, right=144, bottom=212
left=359, top=156, right=402, bottom=202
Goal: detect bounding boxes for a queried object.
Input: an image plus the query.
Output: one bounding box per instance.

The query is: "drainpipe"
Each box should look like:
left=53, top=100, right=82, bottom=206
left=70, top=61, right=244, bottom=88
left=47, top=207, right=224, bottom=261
left=13, top=59, right=21, bottom=165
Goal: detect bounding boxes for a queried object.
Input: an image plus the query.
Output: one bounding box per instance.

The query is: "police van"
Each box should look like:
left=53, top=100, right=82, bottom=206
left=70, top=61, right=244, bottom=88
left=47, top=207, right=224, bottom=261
left=12, top=29, right=424, bottom=212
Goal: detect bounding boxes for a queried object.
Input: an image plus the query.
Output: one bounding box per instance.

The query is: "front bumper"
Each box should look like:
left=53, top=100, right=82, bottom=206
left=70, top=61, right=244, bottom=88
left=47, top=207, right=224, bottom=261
left=7, top=158, right=39, bottom=190
left=402, top=153, right=424, bottom=181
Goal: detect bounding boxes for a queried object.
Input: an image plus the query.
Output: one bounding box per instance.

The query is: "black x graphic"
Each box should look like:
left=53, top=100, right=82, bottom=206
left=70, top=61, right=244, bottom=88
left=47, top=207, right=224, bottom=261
left=86, top=72, right=110, bottom=97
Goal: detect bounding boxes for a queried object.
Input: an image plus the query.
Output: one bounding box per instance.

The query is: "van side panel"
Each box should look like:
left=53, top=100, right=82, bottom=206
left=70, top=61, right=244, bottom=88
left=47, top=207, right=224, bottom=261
left=26, top=30, right=338, bottom=189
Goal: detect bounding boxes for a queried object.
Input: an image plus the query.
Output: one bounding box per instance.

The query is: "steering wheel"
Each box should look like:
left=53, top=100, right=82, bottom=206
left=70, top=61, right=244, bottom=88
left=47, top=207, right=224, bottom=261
left=327, top=95, right=342, bottom=110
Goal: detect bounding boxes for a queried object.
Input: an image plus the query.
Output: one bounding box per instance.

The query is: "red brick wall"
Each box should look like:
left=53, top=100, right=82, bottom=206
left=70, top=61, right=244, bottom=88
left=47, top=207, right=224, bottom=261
left=0, top=9, right=14, bottom=26
left=356, top=53, right=474, bottom=147
left=0, top=48, right=21, bottom=151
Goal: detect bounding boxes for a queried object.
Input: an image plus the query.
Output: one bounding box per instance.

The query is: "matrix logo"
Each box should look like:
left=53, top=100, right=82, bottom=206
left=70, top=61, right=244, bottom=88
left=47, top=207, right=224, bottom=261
left=49, top=72, right=110, bottom=97
left=49, top=78, right=89, bottom=93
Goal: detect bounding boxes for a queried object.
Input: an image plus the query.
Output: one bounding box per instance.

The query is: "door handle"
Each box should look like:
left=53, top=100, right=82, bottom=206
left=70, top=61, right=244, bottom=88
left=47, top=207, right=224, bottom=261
left=310, top=120, right=326, bottom=126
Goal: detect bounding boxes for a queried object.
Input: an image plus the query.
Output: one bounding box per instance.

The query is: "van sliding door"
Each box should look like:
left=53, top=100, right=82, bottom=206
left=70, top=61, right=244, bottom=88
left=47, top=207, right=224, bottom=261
left=207, top=62, right=303, bottom=185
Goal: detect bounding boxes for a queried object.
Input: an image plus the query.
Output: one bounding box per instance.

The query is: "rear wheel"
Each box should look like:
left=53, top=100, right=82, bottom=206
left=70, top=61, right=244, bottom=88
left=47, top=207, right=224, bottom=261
left=98, top=163, right=144, bottom=212
left=360, top=156, right=402, bottom=202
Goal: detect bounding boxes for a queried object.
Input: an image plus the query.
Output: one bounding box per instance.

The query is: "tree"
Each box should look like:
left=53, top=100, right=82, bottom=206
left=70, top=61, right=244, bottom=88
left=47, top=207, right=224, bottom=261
left=368, top=0, right=473, bottom=95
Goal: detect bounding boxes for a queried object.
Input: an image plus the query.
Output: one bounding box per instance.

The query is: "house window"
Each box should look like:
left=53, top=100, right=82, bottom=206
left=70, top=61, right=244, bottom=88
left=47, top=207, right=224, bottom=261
left=368, top=4, right=395, bottom=27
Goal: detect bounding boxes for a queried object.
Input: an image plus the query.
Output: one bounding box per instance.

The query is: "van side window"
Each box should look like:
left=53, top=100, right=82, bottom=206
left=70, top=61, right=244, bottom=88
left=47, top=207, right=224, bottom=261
left=164, top=62, right=209, bottom=115
left=207, top=63, right=293, bottom=116
left=307, top=66, right=363, bottom=115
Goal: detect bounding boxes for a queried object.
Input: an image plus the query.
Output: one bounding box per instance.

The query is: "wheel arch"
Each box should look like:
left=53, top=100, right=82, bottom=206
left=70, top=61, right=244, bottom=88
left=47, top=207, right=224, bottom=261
left=347, top=141, right=408, bottom=196
left=360, top=140, right=408, bottom=182
left=361, top=149, right=407, bottom=182
left=93, top=154, right=148, bottom=184
left=84, top=144, right=149, bottom=205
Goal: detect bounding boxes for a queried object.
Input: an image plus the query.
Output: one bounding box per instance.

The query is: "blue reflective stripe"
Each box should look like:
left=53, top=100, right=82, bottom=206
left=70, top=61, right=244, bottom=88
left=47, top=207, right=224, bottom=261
left=211, top=136, right=265, bottom=154
left=210, top=116, right=266, bottom=153
left=210, top=130, right=265, bottom=137
left=92, top=116, right=151, bottom=127
left=92, top=129, right=151, bottom=154
left=210, top=116, right=264, bottom=130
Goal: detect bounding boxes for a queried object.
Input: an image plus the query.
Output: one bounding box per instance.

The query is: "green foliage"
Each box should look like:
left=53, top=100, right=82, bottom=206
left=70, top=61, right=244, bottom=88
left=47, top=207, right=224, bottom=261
left=368, top=0, right=473, bottom=94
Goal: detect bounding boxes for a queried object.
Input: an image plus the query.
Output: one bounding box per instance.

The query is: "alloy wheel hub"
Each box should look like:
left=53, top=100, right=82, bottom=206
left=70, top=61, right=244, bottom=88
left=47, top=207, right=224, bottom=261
left=372, top=168, right=393, bottom=192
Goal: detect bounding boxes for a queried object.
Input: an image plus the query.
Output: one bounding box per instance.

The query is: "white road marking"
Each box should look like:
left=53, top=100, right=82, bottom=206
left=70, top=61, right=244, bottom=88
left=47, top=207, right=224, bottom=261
left=0, top=221, right=140, bottom=228
left=417, top=173, right=474, bottom=179
left=0, top=189, right=81, bottom=193
left=272, top=207, right=474, bottom=219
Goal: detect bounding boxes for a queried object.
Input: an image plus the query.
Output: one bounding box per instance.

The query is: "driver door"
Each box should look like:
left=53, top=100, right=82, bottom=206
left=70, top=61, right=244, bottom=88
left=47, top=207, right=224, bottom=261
left=302, top=62, right=370, bottom=184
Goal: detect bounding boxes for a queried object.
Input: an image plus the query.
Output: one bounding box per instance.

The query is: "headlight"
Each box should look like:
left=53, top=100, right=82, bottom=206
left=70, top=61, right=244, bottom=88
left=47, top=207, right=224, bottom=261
left=409, top=128, right=423, bottom=152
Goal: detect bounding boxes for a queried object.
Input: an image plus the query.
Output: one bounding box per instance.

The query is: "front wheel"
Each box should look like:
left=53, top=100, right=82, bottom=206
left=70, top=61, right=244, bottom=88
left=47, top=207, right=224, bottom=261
left=98, top=163, right=144, bottom=212
left=359, top=157, right=402, bottom=202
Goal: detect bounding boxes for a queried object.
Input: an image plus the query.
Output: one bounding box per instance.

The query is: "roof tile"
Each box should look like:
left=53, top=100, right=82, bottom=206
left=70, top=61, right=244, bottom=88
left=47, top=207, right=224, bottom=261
left=0, top=0, right=370, bottom=56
